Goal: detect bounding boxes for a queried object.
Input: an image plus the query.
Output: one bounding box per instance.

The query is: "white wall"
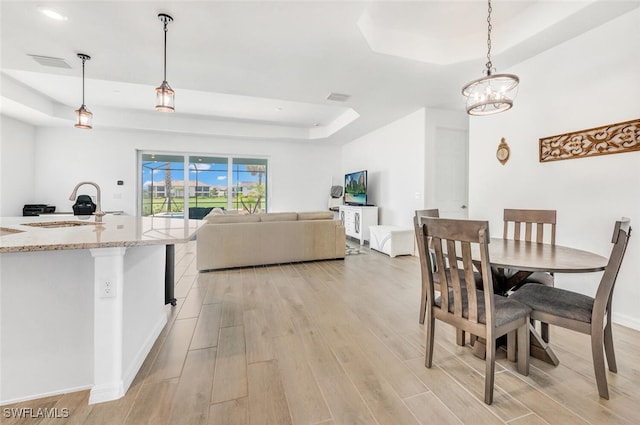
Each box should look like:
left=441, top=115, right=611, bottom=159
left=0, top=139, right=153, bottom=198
left=468, top=9, right=640, bottom=329
left=28, top=127, right=341, bottom=216
left=341, top=108, right=426, bottom=227
left=341, top=107, right=468, bottom=227
left=424, top=108, right=469, bottom=214
left=0, top=115, right=36, bottom=216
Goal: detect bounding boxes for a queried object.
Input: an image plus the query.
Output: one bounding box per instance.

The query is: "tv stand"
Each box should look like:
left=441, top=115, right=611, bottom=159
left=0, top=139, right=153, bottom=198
left=339, top=205, right=379, bottom=245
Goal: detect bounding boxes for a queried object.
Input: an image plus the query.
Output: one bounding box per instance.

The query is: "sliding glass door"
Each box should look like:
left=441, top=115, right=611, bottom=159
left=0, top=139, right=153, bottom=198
left=188, top=155, right=228, bottom=210
left=141, top=154, right=185, bottom=217
left=139, top=152, right=268, bottom=217
left=232, top=158, right=267, bottom=214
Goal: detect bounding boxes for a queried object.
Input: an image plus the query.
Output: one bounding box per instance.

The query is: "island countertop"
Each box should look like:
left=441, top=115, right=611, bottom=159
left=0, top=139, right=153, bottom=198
left=0, top=215, right=204, bottom=253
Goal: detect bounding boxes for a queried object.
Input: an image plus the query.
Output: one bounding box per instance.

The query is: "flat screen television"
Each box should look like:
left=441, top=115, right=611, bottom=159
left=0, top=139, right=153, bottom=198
left=344, top=170, right=367, bottom=206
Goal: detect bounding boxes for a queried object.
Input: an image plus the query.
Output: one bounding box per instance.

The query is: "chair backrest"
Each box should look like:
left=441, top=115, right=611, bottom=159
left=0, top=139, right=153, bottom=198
left=72, top=195, right=96, bottom=215
left=414, top=209, right=440, bottom=272
left=593, top=219, right=632, bottom=321
left=420, top=217, right=495, bottom=329
left=415, top=209, right=440, bottom=224
left=503, top=209, right=556, bottom=245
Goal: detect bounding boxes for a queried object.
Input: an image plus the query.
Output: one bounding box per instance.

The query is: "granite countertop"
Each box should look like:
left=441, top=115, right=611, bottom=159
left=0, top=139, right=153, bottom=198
left=0, top=215, right=204, bottom=253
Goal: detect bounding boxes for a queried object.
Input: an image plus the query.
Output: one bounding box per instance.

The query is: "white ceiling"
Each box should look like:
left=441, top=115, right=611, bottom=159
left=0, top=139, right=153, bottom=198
left=1, top=0, right=638, bottom=144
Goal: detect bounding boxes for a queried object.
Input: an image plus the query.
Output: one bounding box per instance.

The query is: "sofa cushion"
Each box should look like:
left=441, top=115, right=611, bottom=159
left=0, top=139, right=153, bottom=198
left=205, top=214, right=261, bottom=224
left=298, top=211, right=333, bottom=220
left=259, top=212, right=298, bottom=222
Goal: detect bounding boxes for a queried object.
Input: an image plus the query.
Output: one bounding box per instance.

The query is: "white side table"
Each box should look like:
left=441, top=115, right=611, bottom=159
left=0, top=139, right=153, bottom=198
left=369, top=225, right=414, bottom=257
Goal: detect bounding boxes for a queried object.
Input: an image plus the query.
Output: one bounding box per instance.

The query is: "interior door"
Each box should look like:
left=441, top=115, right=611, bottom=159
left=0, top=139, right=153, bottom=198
left=434, top=128, right=469, bottom=218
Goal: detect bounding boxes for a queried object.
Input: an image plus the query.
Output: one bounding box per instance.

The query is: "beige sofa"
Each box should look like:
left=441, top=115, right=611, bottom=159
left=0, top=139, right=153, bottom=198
left=196, top=211, right=345, bottom=271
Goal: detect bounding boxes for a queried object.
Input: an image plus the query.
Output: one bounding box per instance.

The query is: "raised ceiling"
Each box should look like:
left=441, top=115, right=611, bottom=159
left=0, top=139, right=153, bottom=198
left=1, top=1, right=637, bottom=144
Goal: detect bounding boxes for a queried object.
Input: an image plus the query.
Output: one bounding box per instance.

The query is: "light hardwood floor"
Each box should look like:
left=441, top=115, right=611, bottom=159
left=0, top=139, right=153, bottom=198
left=4, top=240, right=640, bottom=425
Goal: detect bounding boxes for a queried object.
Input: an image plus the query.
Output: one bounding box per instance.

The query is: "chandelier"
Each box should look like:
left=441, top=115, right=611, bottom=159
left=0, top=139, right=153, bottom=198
left=462, top=0, right=519, bottom=116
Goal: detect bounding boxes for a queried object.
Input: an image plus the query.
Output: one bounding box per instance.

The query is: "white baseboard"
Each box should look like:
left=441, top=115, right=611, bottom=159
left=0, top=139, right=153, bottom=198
left=1, top=385, right=92, bottom=407
left=89, top=382, right=125, bottom=405
left=612, top=312, right=640, bottom=331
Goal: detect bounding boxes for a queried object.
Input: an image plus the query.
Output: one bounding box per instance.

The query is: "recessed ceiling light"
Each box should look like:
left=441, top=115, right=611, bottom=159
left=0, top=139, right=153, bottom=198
left=37, top=6, right=68, bottom=21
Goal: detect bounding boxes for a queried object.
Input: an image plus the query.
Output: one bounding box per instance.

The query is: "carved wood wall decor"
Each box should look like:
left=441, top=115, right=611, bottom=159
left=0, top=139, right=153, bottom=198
left=539, top=118, right=640, bottom=162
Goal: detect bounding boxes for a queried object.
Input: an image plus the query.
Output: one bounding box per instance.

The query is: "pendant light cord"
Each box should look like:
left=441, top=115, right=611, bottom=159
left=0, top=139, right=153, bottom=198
left=81, top=56, right=86, bottom=106
left=486, top=0, right=493, bottom=73
left=163, top=19, right=168, bottom=82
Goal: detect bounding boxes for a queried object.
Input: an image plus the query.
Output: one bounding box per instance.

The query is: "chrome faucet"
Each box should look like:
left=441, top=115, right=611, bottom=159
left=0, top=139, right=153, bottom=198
left=69, top=181, right=106, bottom=220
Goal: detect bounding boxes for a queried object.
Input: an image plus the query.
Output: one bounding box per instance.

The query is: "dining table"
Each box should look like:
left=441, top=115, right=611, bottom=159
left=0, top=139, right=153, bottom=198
left=472, top=238, right=609, bottom=365
left=484, top=238, right=608, bottom=293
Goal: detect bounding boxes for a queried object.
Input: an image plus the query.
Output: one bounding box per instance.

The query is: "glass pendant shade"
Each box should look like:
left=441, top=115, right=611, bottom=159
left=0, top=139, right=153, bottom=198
left=74, top=104, right=93, bottom=129
left=462, top=72, right=519, bottom=116
left=155, top=81, right=175, bottom=112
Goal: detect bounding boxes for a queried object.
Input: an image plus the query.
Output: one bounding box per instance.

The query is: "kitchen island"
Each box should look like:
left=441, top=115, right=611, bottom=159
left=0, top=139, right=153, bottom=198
left=0, top=215, right=204, bottom=405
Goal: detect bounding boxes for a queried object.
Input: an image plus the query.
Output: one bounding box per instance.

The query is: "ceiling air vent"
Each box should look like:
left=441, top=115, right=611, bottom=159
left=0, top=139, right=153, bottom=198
left=327, top=92, right=350, bottom=102
left=28, top=54, right=71, bottom=69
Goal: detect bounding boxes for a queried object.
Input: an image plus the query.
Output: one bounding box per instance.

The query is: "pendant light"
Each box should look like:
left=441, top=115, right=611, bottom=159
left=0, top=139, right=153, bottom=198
left=462, top=0, right=519, bottom=116
left=156, top=13, right=175, bottom=112
left=74, top=53, right=93, bottom=129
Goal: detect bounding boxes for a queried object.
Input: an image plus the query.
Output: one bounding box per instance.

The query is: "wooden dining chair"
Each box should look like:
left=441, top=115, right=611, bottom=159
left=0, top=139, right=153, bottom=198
left=503, top=208, right=557, bottom=283
left=414, top=209, right=440, bottom=325
left=415, top=210, right=469, bottom=346
left=414, top=209, right=485, bottom=349
left=503, top=208, right=557, bottom=287
left=418, top=217, right=530, bottom=404
left=510, top=218, right=631, bottom=399
left=503, top=208, right=557, bottom=341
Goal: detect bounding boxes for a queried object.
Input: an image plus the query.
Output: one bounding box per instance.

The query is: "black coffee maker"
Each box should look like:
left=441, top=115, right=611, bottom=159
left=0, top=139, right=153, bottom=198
left=72, top=195, right=96, bottom=215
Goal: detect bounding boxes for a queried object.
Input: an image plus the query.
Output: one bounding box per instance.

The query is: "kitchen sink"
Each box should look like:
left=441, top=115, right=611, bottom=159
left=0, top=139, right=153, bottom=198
left=21, top=221, right=102, bottom=229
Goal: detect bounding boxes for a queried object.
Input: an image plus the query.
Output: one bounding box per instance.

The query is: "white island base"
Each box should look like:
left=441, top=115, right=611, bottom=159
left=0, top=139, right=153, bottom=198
left=1, top=245, right=166, bottom=405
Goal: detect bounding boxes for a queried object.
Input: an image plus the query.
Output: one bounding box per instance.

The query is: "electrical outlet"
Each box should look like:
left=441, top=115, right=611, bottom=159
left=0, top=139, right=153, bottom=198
left=101, top=280, right=116, bottom=298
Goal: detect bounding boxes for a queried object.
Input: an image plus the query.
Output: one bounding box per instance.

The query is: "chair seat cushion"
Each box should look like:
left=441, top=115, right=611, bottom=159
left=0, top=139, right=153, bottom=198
left=509, top=283, right=594, bottom=323
left=435, top=289, right=531, bottom=328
